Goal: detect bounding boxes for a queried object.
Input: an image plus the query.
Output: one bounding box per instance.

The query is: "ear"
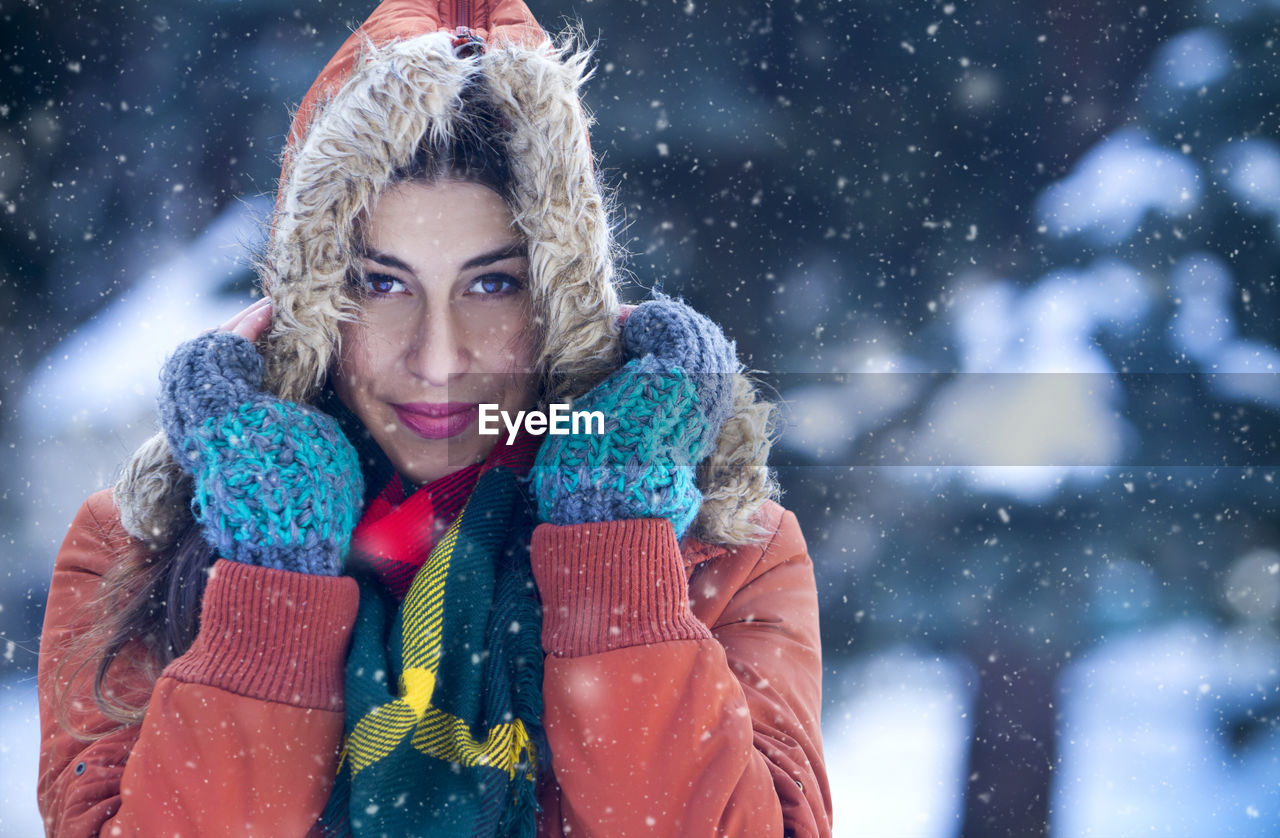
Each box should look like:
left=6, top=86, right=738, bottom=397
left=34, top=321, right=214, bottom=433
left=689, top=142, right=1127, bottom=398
left=616, top=303, right=636, bottom=328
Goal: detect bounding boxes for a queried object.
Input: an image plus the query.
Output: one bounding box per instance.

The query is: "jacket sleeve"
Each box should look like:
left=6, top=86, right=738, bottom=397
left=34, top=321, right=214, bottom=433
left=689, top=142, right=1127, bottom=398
left=530, top=505, right=832, bottom=838
left=37, top=490, right=360, bottom=837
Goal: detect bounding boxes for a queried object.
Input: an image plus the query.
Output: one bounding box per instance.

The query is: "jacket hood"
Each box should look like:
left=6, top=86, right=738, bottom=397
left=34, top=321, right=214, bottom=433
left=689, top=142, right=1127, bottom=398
left=259, top=0, right=620, bottom=405
left=117, top=0, right=781, bottom=550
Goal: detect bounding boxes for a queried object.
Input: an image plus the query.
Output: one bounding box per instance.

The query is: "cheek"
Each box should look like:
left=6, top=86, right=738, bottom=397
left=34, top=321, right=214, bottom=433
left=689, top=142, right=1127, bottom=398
left=503, top=330, right=540, bottom=407
left=333, top=322, right=378, bottom=403
left=507, top=307, right=538, bottom=366
left=475, top=312, right=536, bottom=372
left=508, top=328, right=536, bottom=370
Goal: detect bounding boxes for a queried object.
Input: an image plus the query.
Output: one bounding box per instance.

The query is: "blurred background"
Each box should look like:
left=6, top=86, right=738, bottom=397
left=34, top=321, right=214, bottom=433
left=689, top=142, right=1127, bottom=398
left=3, top=0, right=1279, bottom=835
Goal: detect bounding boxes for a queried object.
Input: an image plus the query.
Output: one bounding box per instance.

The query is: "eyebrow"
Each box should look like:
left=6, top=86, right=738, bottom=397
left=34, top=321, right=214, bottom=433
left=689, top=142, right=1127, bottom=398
left=362, top=241, right=528, bottom=273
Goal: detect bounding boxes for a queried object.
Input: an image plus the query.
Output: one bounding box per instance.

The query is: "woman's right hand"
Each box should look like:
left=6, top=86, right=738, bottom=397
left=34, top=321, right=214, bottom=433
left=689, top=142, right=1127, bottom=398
left=219, top=295, right=274, bottom=341
left=158, top=298, right=363, bottom=576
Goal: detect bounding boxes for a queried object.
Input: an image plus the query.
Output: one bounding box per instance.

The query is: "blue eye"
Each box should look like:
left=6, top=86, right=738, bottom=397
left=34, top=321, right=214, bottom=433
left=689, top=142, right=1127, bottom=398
left=470, top=274, right=523, bottom=296
left=365, top=274, right=406, bottom=295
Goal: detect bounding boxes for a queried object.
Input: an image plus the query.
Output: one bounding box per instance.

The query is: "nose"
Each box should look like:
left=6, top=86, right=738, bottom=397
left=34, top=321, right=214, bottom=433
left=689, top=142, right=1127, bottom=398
left=405, top=305, right=470, bottom=387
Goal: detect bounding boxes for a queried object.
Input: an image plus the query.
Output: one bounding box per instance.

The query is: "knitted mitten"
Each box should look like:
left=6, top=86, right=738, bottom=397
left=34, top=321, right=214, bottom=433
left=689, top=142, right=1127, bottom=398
left=158, top=331, right=363, bottom=575
left=530, top=294, right=738, bottom=539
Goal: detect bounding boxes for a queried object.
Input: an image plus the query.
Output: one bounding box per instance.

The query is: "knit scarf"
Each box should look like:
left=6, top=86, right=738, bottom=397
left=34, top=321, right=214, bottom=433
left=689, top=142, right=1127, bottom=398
left=318, top=421, right=547, bottom=837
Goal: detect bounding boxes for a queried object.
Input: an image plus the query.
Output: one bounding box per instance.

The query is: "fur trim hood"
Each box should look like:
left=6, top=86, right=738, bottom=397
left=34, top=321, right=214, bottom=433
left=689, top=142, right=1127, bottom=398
left=262, top=0, right=619, bottom=405
left=116, top=0, right=780, bottom=549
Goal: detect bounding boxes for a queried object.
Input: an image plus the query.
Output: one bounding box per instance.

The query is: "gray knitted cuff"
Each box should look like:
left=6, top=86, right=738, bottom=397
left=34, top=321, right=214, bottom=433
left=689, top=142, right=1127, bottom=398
left=159, top=331, right=266, bottom=470
left=621, top=293, right=739, bottom=446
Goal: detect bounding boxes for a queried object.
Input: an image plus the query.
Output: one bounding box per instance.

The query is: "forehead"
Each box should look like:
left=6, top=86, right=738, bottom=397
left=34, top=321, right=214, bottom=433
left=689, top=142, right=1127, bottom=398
left=366, top=180, right=518, bottom=254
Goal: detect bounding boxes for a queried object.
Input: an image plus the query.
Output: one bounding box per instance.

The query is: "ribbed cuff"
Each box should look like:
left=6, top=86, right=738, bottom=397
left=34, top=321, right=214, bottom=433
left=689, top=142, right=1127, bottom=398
left=530, top=518, right=713, bottom=658
left=162, top=559, right=360, bottom=711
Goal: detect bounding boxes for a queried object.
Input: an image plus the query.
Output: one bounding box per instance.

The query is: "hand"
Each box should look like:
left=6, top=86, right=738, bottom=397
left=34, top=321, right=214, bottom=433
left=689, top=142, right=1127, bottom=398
left=219, top=295, right=274, bottom=341
left=530, top=294, right=738, bottom=539
left=158, top=299, right=363, bottom=575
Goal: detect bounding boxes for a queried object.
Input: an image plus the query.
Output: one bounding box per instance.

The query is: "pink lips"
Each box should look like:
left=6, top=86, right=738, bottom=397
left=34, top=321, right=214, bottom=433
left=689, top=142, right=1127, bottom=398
left=392, top=402, right=479, bottom=440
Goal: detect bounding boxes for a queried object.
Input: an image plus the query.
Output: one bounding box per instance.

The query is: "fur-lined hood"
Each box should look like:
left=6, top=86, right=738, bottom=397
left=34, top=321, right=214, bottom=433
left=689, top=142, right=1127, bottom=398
left=116, top=0, right=779, bottom=549
left=261, top=0, right=619, bottom=405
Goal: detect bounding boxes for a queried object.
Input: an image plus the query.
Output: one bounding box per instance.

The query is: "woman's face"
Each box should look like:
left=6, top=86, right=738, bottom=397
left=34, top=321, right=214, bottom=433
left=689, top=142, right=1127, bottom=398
left=333, top=179, right=537, bottom=485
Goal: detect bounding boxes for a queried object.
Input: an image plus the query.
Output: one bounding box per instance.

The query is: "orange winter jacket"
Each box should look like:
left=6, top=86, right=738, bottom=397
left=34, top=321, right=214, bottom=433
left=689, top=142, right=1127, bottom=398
left=38, top=490, right=831, bottom=836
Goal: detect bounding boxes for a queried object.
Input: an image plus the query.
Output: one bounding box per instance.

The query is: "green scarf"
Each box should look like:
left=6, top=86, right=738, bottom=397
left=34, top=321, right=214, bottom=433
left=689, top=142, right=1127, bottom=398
left=319, top=466, right=546, bottom=837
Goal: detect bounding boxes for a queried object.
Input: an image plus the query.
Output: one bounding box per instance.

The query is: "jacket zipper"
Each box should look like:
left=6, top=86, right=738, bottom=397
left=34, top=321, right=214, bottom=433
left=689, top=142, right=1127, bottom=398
left=452, top=0, right=484, bottom=56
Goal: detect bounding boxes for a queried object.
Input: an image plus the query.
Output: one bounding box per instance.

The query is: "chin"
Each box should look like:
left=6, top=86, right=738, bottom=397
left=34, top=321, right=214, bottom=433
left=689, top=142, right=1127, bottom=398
left=396, top=441, right=490, bottom=483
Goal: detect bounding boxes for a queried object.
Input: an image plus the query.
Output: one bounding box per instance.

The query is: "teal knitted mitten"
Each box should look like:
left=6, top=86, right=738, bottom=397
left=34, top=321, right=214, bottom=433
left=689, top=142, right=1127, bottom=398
left=530, top=295, right=738, bottom=539
left=158, top=332, right=364, bottom=575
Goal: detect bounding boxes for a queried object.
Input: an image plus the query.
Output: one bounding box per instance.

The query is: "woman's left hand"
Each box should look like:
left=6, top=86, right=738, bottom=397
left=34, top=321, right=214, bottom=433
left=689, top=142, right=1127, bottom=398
left=530, top=295, right=738, bottom=539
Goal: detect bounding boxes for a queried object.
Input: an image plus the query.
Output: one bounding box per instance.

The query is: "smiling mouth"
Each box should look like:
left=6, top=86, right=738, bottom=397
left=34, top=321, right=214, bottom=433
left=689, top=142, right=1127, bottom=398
left=392, top=403, right=479, bottom=440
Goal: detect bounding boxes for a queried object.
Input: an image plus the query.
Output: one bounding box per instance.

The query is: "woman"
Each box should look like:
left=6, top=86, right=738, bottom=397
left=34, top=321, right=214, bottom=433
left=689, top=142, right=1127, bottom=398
left=37, top=1, right=832, bottom=836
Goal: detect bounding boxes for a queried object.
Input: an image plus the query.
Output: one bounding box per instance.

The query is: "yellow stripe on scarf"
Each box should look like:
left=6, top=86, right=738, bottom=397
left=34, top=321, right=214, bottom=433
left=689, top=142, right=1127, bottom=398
left=342, top=667, right=438, bottom=774
left=411, top=713, right=534, bottom=780
left=399, top=513, right=462, bottom=672
left=340, top=497, right=533, bottom=780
